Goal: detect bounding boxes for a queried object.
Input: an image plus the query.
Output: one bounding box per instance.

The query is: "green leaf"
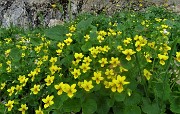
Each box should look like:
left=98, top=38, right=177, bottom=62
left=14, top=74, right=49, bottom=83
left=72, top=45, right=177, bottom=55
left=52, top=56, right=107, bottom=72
left=63, top=98, right=81, bottom=113
left=9, top=48, right=21, bottom=61
left=45, top=25, right=68, bottom=41
left=142, top=98, right=161, bottom=114
left=82, top=99, right=97, bottom=114
left=96, top=97, right=111, bottom=114
left=77, top=18, right=93, bottom=30
left=124, top=92, right=141, bottom=106
left=113, top=92, right=126, bottom=102
left=60, top=55, right=74, bottom=67
left=170, top=96, right=180, bottom=113
left=153, top=82, right=171, bottom=101
left=81, top=42, right=92, bottom=52
left=0, top=103, right=5, bottom=113
left=113, top=102, right=124, bottom=114
left=124, top=105, right=141, bottom=114
left=53, top=93, right=68, bottom=109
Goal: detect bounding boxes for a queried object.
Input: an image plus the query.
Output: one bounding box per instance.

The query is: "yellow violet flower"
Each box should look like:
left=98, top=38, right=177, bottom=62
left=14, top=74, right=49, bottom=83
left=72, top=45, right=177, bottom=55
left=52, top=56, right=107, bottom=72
left=63, top=84, right=77, bottom=98
left=56, top=49, right=62, bottom=56
left=98, top=58, right=108, bottom=67
left=158, top=54, right=169, bottom=65
left=44, top=75, right=55, bottom=86
left=49, top=57, right=57, bottom=63
left=143, top=69, right=152, bottom=80
left=64, top=37, right=73, bottom=45
left=115, top=75, right=130, bottom=93
left=54, top=82, right=64, bottom=95
left=69, top=25, right=76, bottom=32
left=81, top=80, right=94, bottom=92
left=74, top=53, right=84, bottom=61
left=49, top=65, right=61, bottom=75
left=30, top=84, right=40, bottom=94
left=7, top=86, right=15, bottom=96
left=104, top=81, right=111, bottom=88
left=5, top=100, right=14, bottom=111
left=71, top=68, right=81, bottom=79
left=0, top=82, right=6, bottom=90
left=122, top=49, right=136, bottom=61
left=83, top=56, right=92, bottom=65
left=18, top=104, right=28, bottom=114
left=57, top=42, right=65, bottom=49
left=92, top=71, right=104, bottom=84
left=84, top=34, right=90, bottom=41
left=175, top=52, right=180, bottom=62
left=35, top=106, right=44, bottom=114
left=120, top=67, right=128, bottom=72
left=66, top=33, right=72, bottom=37
left=109, top=57, right=120, bottom=67
left=79, top=63, right=90, bottom=73
left=42, top=95, right=54, bottom=108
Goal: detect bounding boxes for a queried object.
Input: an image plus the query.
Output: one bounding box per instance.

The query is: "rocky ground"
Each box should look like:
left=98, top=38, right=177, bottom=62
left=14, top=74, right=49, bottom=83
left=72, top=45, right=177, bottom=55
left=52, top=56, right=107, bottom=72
left=0, top=0, right=179, bottom=28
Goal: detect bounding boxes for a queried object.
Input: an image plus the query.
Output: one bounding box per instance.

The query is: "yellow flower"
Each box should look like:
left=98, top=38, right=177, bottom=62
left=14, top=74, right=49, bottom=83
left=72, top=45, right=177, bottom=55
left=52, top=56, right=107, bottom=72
left=7, top=86, right=15, bottom=96
left=35, top=106, right=44, bottom=114
left=117, top=45, right=123, bottom=51
left=71, top=68, right=81, bottom=79
left=109, top=57, right=120, bottom=67
left=16, top=85, right=23, bottom=92
left=158, top=54, right=168, bottom=65
left=5, top=100, right=14, bottom=111
left=66, top=33, right=72, bottom=37
left=0, top=82, right=6, bottom=90
left=69, top=25, right=76, bottom=32
left=63, top=84, right=77, bottom=98
left=122, top=49, right=136, bottom=61
left=18, top=75, right=28, bottom=85
left=143, top=69, right=152, bottom=80
left=64, top=37, right=73, bottom=45
left=84, top=34, right=90, bottom=41
left=135, top=41, right=143, bottom=51
left=56, top=49, right=62, bottom=56
left=81, top=80, right=94, bottom=92
left=105, top=69, right=114, bottom=79
left=97, top=35, right=104, bottom=43
left=44, top=75, right=55, bottom=86
left=119, top=67, right=128, bottom=72
left=51, top=4, right=56, bottom=8
left=113, top=75, right=130, bottom=93
left=98, top=58, right=108, bottom=67
left=18, top=104, right=28, bottom=114
left=79, top=63, right=90, bottom=73
left=54, top=82, right=64, bottom=95
left=42, top=95, right=54, bottom=108
left=110, top=81, right=117, bottom=92
left=42, top=55, right=48, bottom=61
left=21, top=53, right=25, bottom=58
left=92, top=71, right=104, bottom=84
left=104, top=81, right=111, bottom=88
left=30, top=84, right=40, bottom=94
left=6, top=60, right=11, bottom=65
left=49, top=65, right=61, bottom=74
left=74, top=53, right=84, bottom=61
left=176, top=52, right=180, bottom=62
left=57, top=42, right=65, bottom=49
left=89, top=47, right=98, bottom=58
left=148, top=42, right=155, bottom=49
left=5, top=49, right=11, bottom=57
left=49, top=57, right=57, bottom=63
left=144, top=53, right=152, bottom=63
left=83, top=56, right=92, bottom=65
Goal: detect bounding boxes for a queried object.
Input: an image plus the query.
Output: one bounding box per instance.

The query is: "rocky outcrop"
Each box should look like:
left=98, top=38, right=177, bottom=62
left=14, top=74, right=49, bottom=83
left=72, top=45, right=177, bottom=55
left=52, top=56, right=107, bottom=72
left=0, top=0, right=179, bottom=28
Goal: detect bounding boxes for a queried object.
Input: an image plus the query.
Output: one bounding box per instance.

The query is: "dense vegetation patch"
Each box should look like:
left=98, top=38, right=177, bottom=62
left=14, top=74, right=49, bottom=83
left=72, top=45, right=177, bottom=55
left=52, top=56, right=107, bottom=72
left=0, top=6, right=180, bottom=114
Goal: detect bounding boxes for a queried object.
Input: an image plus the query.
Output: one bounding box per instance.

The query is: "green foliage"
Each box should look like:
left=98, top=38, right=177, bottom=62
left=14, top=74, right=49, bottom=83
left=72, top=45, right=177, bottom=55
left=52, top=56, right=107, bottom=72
left=0, top=6, right=179, bottom=114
